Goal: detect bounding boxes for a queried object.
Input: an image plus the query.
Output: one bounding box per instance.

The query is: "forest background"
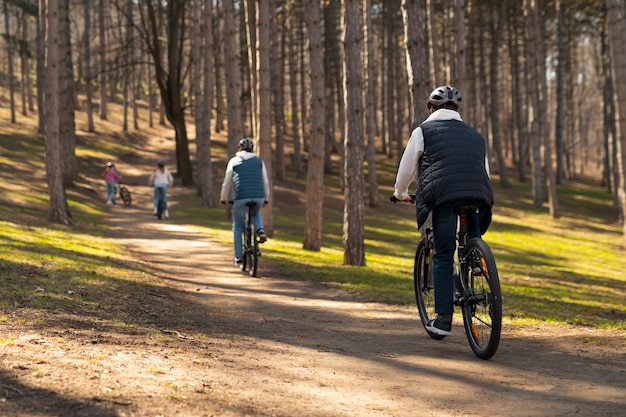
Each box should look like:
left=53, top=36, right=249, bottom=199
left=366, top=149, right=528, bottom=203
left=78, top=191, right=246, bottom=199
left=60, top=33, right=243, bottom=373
left=2, top=0, right=626, bottom=265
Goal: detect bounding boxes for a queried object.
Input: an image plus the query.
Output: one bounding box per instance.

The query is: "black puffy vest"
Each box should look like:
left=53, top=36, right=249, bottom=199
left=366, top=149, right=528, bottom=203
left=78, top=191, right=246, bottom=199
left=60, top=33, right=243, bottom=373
left=415, top=119, right=494, bottom=228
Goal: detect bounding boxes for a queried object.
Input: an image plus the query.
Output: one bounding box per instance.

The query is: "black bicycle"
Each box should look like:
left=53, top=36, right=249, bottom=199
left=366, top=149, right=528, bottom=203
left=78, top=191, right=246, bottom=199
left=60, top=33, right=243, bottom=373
left=156, top=187, right=165, bottom=220
left=241, top=202, right=260, bottom=277
left=393, top=196, right=502, bottom=360
left=116, top=183, right=132, bottom=206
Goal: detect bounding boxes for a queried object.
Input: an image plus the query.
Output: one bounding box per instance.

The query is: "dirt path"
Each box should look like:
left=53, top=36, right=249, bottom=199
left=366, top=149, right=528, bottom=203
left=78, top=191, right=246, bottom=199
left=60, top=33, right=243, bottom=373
left=104, top=185, right=625, bottom=416
left=2, top=180, right=625, bottom=417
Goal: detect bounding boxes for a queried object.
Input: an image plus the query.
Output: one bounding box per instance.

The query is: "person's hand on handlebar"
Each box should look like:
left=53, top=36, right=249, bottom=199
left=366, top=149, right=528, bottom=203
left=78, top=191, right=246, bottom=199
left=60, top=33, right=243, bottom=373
left=390, top=194, right=415, bottom=204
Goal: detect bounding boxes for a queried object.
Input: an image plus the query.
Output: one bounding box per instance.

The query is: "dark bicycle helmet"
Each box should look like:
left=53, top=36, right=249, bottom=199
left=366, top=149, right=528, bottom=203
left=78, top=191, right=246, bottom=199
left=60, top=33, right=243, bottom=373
left=239, top=137, right=254, bottom=151
left=427, top=85, right=462, bottom=108
left=157, top=160, right=165, bottom=167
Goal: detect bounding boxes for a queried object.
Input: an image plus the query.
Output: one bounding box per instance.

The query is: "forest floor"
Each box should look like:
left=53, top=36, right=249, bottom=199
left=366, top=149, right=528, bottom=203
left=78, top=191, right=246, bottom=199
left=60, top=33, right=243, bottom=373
left=1, top=132, right=625, bottom=417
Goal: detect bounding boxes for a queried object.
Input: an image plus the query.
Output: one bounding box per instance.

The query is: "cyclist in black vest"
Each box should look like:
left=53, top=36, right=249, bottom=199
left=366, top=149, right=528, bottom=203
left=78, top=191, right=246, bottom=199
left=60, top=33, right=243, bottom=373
left=393, top=86, right=494, bottom=336
left=220, top=138, right=270, bottom=264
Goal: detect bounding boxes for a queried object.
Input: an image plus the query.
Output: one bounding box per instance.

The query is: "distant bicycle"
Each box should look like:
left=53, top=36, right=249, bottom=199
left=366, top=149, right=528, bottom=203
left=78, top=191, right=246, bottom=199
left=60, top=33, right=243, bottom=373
left=156, top=187, right=165, bottom=220
left=392, top=195, right=502, bottom=360
left=230, top=201, right=261, bottom=277
left=116, top=183, right=132, bottom=206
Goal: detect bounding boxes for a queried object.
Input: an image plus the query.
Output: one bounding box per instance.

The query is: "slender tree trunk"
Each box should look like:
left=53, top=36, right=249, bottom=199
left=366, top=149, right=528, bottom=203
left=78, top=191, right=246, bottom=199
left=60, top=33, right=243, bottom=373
left=365, top=0, right=379, bottom=208
left=303, top=0, right=326, bottom=251
left=287, top=9, right=302, bottom=177
left=223, top=0, right=245, bottom=155
left=402, top=0, right=429, bottom=127
left=98, top=0, right=107, bottom=120
left=489, top=1, right=510, bottom=189
left=342, top=0, right=365, bottom=266
left=271, top=1, right=286, bottom=181
left=256, top=0, right=274, bottom=235
left=4, top=1, right=16, bottom=123
left=44, top=0, right=72, bottom=225
left=59, top=0, right=78, bottom=186
left=83, top=0, right=94, bottom=132
left=607, top=0, right=626, bottom=238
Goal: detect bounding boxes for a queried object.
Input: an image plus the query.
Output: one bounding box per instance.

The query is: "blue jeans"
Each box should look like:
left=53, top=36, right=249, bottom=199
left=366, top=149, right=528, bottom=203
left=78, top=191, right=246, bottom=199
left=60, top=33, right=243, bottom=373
left=106, top=183, right=116, bottom=202
left=431, top=200, right=484, bottom=315
left=232, top=198, right=265, bottom=259
left=153, top=184, right=168, bottom=210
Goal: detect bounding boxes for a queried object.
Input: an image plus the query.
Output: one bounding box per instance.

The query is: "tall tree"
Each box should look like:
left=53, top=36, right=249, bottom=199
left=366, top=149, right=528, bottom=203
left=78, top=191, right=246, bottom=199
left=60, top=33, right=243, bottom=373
left=303, top=0, right=326, bottom=251
left=223, top=0, right=245, bottom=156
left=83, top=0, right=94, bottom=132
left=4, top=0, right=16, bottom=123
left=365, top=0, right=379, bottom=207
left=607, top=0, right=626, bottom=239
left=139, top=0, right=194, bottom=185
left=58, top=0, right=77, bottom=185
left=342, top=0, right=365, bottom=266
left=43, top=0, right=72, bottom=225
left=194, top=0, right=214, bottom=206
left=256, top=0, right=274, bottom=235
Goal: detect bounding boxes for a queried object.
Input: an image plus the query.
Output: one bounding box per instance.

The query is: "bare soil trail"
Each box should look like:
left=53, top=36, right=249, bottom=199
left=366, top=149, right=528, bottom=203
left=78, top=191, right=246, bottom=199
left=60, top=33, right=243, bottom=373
left=2, top=155, right=625, bottom=417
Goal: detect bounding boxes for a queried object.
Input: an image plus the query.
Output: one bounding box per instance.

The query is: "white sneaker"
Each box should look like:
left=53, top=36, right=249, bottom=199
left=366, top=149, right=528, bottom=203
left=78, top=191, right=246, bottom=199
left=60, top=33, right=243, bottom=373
left=106, top=200, right=113, bottom=205
left=152, top=208, right=157, bottom=214
left=164, top=210, right=169, bottom=218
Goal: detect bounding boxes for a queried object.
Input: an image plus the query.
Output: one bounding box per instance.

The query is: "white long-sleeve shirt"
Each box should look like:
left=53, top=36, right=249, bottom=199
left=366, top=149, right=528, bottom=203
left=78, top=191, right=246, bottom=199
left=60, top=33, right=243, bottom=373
left=393, top=109, right=490, bottom=201
left=149, top=168, right=173, bottom=186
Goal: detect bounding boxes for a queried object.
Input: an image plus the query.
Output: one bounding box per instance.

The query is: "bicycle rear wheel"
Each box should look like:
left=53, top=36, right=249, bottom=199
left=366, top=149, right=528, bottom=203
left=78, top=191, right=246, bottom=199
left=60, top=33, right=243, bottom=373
left=414, top=238, right=444, bottom=340
left=460, top=238, right=502, bottom=360
left=120, top=187, right=132, bottom=206
left=249, top=228, right=258, bottom=277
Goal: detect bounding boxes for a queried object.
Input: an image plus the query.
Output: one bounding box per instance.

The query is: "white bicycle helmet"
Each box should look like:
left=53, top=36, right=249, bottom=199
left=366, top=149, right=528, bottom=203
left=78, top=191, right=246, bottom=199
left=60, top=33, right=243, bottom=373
left=428, top=85, right=462, bottom=108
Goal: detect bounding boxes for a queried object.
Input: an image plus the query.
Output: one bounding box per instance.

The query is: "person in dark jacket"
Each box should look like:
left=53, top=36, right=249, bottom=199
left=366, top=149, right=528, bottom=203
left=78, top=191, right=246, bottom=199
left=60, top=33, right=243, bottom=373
left=220, top=138, right=270, bottom=264
left=393, top=86, right=494, bottom=336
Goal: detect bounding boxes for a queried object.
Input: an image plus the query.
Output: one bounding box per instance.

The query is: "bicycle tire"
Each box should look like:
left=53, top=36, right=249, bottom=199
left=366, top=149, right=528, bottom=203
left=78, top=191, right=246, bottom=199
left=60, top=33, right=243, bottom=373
left=460, top=238, right=502, bottom=360
left=156, top=189, right=165, bottom=220
left=414, top=238, right=444, bottom=340
left=120, top=187, right=132, bottom=206
left=249, top=225, right=258, bottom=277
left=240, top=226, right=249, bottom=272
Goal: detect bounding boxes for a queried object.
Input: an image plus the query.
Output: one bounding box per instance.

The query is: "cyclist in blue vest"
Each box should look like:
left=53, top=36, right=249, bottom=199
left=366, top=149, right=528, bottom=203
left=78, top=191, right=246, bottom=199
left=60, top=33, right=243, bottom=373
left=220, top=137, right=270, bottom=265
left=393, top=86, right=494, bottom=336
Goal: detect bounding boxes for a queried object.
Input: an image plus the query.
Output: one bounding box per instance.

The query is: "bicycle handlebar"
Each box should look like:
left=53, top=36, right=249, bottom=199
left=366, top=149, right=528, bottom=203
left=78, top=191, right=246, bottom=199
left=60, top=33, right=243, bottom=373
left=390, top=194, right=416, bottom=204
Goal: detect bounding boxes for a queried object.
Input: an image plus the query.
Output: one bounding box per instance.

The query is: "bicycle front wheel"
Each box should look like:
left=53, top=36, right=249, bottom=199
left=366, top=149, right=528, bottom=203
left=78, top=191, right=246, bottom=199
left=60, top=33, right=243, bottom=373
left=414, top=238, right=444, bottom=340
left=241, top=228, right=252, bottom=272
left=460, top=238, right=502, bottom=360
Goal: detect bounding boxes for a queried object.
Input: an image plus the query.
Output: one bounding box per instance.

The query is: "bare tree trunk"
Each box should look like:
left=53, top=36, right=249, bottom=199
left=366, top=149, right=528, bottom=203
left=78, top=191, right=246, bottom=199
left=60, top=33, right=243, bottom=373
left=453, top=0, right=466, bottom=95
left=98, top=0, right=108, bottom=120
left=287, top=9, right=302, bottom=178
left=365, top=0, right=379, bottom=208
left=271, top=1, right=286, bottom=181
left=489, top=1, right=510, bottom=189
left=402, top=0, right=429, bottom=127
left=36, top=0, right=46, bottom=133
left=223, top=0, right=245, bottom=156
left=607, top=0, right=626, bottom=239
left=256, top=0, right=274, bottom=235
left=4, top=0, right=16, bottom=123
left=342, top=0, right=365, bottom=266
left=303, top=0, right=326, bottom=251
left=59, top=0, right=78, bottom=186
left=525, top=0, right=543, bottom=208
left=44, top=0, right=72, bottom=225
left=195, top=0, right=214, bottom=206
left=245, top=0, right=258, bottom=139
left=213, top=5, right=225, bottom=133
left=83, top=0, right=94, bottom=132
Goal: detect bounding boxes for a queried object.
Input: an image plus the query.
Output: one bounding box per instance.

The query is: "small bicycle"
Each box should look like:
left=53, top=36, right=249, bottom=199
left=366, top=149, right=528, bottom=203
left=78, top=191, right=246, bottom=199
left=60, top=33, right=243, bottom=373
left=392, top=195, right=502, bottom=360
left=156, top=187, right=166, bottom=220
left=116, top=183, right=132, bottom=206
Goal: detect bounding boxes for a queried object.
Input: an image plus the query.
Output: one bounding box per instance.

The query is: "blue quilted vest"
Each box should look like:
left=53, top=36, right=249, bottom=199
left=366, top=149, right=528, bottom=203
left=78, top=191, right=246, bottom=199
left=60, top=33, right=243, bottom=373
left=415, top=119, right=494, bottom=228
left=232, top=155, right=265, bottom=200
